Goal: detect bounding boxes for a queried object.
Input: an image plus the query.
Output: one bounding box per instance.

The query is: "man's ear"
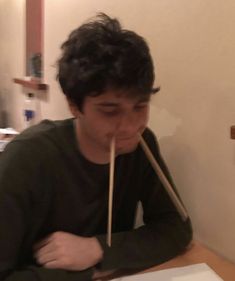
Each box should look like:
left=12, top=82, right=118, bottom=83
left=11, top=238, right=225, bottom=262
left=67, top=98, right=82, bottom=118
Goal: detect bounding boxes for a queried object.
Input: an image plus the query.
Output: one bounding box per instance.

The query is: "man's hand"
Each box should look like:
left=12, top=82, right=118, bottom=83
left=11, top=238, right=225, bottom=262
left=34, top=231, right=103, bottom=271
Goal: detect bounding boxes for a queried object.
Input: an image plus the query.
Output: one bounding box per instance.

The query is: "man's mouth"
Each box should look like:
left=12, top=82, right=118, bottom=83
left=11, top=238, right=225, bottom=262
left=116, top=136, right=136, bottom=141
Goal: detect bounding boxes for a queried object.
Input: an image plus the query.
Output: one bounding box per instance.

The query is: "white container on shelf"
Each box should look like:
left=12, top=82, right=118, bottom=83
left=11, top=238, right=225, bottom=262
left=23, top=93, right=36, bottom=129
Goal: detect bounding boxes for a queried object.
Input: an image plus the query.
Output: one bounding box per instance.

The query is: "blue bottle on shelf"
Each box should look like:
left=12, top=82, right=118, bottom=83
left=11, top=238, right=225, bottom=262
left=24, top=93, right=36, bottom=128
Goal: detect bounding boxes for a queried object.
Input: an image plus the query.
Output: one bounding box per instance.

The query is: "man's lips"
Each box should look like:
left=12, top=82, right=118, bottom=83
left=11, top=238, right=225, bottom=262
left=116, top=136, right=137, bottom=141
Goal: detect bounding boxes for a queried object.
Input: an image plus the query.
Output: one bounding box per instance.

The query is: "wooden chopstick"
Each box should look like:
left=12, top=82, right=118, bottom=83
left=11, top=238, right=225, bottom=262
left=139, top=134, right=188, bottom=221
left=107, top=137, right=116, bottom=247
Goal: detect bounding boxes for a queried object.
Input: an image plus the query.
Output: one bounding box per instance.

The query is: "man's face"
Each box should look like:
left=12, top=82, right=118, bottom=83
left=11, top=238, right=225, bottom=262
left=77, top=89, right=150, bottom=156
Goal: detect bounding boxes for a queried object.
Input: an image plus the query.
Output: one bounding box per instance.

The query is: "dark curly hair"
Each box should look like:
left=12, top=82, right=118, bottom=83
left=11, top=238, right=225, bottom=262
left=57, top=13, right=159, bottom=110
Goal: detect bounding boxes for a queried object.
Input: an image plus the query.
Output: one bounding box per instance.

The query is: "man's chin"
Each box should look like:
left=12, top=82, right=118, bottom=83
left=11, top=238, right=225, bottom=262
left=115, top=142, right=139, bottom=155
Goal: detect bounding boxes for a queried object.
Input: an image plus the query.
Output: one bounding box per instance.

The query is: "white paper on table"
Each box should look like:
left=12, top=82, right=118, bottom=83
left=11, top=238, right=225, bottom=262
left=111, top=263, right=223, bottom=281
left=0, top=128, right=19, bottom=152
left=0, top=128, right=19, bottom=135
left=0, top=140, right=9, bottom=152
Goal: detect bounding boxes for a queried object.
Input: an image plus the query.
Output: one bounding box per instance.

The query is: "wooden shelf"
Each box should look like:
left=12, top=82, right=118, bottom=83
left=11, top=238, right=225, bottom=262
left=231, top=126, right=235, bottom=139
left=13, top=78, right=48, bottom=91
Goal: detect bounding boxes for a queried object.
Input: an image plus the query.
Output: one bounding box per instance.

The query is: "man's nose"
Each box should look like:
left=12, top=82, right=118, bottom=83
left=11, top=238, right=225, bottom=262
left=115, top=112, right=140, bottom=135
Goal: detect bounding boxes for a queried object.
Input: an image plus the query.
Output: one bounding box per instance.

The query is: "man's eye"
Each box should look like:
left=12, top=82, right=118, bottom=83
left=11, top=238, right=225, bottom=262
left=134, top=104, right=148, bottom=111
left=100, top=110, right=119, bottom=116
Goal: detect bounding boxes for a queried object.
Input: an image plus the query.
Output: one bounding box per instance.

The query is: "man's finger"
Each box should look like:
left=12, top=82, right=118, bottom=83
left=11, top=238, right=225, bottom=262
left=35, top=250, right=57, bottom=266
left=34, top=242, right=55, bottom=261
left=43, top=259, right=65, bottom=269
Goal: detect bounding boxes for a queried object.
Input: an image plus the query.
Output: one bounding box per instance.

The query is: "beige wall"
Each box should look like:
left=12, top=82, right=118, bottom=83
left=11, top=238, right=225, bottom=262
left=1, top=0, right=235, bottom=263
left=0, top=0, right=25, bottom=129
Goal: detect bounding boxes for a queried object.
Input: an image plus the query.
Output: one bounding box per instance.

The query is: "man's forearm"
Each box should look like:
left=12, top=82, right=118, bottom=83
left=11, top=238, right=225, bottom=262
left=95, top=216, right=192, bottom=271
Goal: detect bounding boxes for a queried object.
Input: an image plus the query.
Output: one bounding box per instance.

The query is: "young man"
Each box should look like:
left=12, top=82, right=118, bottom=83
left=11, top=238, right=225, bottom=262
left=0, top=14, right=192, bottom=281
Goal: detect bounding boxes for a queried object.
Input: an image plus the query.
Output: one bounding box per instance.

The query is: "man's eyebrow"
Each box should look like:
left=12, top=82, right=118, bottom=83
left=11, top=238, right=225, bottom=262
left=95, top=97, right=150, bottom=107
left=95, top=102, right=119, bottom=107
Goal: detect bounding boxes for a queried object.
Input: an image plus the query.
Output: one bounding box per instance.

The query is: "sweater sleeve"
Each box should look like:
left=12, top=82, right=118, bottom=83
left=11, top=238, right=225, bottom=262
left=95, top=130, right=193, bottom=270
left=0, top=141, right=93, bottom=281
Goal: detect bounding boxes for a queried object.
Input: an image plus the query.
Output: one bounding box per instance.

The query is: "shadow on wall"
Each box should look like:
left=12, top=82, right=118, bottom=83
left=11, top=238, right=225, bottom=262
left=0, top=92, right=9, bottom=127
left=158, top=132, right=210, bottom=230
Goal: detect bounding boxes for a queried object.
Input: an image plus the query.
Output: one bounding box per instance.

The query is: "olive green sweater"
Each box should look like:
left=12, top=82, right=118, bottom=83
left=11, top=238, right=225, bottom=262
left=0, top=119, right=192, bottom=281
